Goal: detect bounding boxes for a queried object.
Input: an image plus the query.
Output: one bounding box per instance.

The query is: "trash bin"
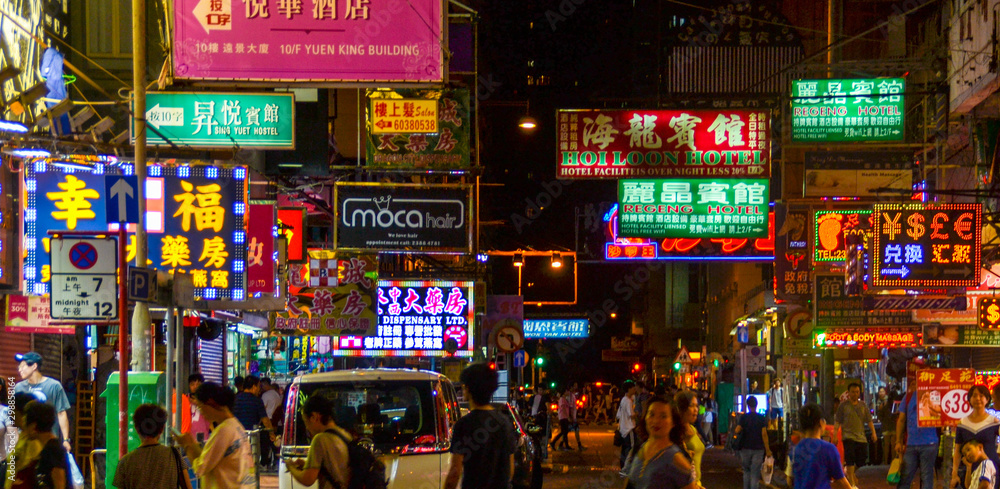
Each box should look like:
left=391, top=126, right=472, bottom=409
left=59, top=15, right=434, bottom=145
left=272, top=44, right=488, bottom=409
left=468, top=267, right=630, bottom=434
left=100, top=371, right=165, bottom=489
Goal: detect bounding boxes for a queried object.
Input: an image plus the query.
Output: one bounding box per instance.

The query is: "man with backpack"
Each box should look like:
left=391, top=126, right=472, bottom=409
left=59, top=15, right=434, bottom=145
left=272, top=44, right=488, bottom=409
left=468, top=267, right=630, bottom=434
left=286, top=394, right=386, bottom=489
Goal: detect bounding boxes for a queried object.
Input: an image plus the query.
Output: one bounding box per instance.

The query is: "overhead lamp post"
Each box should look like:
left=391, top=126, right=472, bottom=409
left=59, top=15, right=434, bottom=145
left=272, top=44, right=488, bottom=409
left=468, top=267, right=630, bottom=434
left=481, top=100, right=538, bottom=133
left=486, top=250, right=576, bottom=304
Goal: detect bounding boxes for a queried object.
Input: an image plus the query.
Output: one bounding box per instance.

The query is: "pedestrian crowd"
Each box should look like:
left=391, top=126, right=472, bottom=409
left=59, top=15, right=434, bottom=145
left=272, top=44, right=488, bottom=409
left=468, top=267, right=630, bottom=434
left=0, top=350, right=291, bottom=489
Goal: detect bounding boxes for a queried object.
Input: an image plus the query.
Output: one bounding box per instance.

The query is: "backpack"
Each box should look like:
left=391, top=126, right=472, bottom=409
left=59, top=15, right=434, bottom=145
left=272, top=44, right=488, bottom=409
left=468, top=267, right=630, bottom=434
left=323, top=429, right=388, bottom=489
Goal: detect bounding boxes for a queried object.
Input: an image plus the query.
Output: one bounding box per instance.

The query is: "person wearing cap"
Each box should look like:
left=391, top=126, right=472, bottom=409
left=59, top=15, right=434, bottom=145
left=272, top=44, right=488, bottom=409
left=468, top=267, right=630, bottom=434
left=13, top=352, right=72, bottom=454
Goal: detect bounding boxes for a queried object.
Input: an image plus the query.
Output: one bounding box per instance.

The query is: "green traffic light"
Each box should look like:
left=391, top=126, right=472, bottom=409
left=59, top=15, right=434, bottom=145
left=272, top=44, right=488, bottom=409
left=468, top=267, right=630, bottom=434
left=550, top=382, right=556, bottom=388
left=536, top=357, right=545, bottom=366
left=673, top=362, right=682, bottom=370
left=713, top=359, right=720, bottom=368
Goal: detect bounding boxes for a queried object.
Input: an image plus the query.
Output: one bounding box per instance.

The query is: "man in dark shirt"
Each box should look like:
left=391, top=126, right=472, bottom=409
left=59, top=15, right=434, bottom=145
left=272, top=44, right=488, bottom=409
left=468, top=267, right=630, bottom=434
left=735, top=396, right=771, bottom=489
left=446, top=363, right=517, bottom=489
left=232, top=375, right=276, bottom=443
left=25, top=400, right=73, bottom=489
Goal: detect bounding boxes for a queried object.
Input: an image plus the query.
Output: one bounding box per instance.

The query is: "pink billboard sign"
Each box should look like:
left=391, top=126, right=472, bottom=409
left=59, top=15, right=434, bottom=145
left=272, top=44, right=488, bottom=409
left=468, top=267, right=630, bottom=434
left=172, top=0, right=445, bottom=83
left=5, top=295, right=73, bottom=334
left=247, top=204, right=277, bottom=295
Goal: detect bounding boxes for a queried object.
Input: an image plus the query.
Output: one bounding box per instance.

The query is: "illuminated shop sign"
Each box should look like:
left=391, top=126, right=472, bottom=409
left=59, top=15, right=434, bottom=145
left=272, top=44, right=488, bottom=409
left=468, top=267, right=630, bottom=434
left=791, top=78, right=905, bottom=142
left=813, top=326, right=922, bottom=348
left=557, top=109, right=771, bottom=179
left=922, top=323, right=1000, bottom=347
left=172, top=0, right=444, bottom=83
left=25, top=162, right=247, bottom=300
left=369, top=98, right=439, bottom=134
left=246, top=204, right=277, bottom=295
left=0, top=157, right=17, bottom=290
left=136, top=92, right=295, bottom=149
left=814, top=210, right=871, bottom=262
left=916, top=368, right=976, bottom=427
left=277, top=207, right=306, bottom=262
left=603, top=205, right=774, bottom=261
left=775, top=203, right=811, bottom=302
left=366, top=89, right=470, bottom=170
left=981, top=297, right=1000, bottom=330
left=2, top=0, right=65, bottom=122
left=617, top=178, right=769, bottom=239
left=272, top=253, right=378, bottom=337
left=815, top=274, right=911, bottom=327
left=523, top=319, right=589, bottom=339
left=335, top=280, right=475, bottom=357
left=335, top=183, right=472, bottom=252
left=872, top=204, right=982, bottom=287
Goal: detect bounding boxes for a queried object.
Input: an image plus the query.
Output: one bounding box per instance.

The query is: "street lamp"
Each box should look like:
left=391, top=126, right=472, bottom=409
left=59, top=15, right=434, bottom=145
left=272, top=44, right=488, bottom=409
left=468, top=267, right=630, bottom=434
left=513, top=252, right=524, bottom=267
left=517, top=115, right=538, bottom=131
left=550, top=251, right=562, bottom=268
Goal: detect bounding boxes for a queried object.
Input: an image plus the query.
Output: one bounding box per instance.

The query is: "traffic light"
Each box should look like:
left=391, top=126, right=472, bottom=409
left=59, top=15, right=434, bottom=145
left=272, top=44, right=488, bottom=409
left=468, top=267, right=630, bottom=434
left=550, top=382, right=556, bottom=389
left=535, top=357, right=545, bottom=366
left=489, top=362, right=496, bottom=370
left=673, top=362, right=682, bottom=371
left=632, top=363, right=642, bottom=372
left=713, top=358, right=720, bottom=368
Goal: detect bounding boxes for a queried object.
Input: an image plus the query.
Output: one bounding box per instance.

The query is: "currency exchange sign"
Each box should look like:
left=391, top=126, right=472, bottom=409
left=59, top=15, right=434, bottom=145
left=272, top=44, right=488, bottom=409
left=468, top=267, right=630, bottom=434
left=791, top=78, right=905, bottom=142
left=557, top=109, right=770, bottom=179
left=872, top=204, right=982, bottom=287
left=980, top=297, right=1000, bottom=330
left=617, top=178, right=769, bottom=239
left=135, top=92, right=294, bottom=149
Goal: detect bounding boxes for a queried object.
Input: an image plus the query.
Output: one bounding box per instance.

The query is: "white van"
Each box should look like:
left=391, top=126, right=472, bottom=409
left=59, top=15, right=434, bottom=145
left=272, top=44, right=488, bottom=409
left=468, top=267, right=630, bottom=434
left=278, top=369, right=461, bottom=489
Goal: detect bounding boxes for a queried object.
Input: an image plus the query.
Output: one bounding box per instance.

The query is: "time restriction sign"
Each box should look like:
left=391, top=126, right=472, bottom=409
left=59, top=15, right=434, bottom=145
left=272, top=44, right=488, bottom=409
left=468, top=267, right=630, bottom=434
left=50, top=237, right=118, bottom=320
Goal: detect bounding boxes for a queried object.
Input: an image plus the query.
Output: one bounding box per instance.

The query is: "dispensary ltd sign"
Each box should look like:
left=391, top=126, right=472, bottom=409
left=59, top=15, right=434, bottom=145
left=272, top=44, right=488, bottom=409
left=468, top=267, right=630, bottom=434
left=557, top=109, right=770, bottom=179
left=617, top=178, right=769, bottom=239
left=791, top=78, right=905, bottom=142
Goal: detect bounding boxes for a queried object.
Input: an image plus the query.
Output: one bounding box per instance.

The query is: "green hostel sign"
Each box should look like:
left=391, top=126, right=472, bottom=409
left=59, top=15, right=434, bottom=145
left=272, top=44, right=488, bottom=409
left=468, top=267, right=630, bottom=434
left=617, top=178, right=770, bottom=239
left=134, top=92, right=295, bottom=149
left=791, top=78, right=905, bottom=143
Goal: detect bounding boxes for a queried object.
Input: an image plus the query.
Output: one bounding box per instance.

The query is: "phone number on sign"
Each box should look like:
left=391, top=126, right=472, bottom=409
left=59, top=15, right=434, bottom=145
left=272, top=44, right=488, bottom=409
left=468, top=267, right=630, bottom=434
left=393, top=119, right=436, bottom=131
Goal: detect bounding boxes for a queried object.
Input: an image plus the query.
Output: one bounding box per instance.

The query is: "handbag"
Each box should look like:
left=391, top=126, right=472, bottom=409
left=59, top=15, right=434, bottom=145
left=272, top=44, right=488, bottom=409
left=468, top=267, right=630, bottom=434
left=170, top=447, right=188, bottom=489
left=887, top=456, right=902, bottom=484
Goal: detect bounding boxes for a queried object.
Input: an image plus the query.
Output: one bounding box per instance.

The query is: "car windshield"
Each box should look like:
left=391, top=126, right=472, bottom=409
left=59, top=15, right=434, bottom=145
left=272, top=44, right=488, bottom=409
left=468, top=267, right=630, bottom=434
left=293, top=380, right=436, bottom=451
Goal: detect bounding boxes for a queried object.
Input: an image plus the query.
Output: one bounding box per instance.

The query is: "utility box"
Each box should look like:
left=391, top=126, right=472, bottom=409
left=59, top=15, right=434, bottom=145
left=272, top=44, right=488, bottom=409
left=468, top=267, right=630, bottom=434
left=101, top=371, right=165, bottom=489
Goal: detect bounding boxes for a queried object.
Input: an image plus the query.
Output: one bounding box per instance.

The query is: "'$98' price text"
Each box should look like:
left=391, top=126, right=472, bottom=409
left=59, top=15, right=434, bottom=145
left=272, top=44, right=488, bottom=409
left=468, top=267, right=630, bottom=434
left=942, top=389, right=972, bottom=419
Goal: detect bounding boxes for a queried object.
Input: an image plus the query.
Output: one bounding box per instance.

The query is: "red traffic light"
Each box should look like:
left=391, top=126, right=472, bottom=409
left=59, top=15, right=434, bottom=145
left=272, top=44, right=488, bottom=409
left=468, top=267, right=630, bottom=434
left=632, top=363, right=642, bottom=371
left=489, top=362, right=496, bottom=370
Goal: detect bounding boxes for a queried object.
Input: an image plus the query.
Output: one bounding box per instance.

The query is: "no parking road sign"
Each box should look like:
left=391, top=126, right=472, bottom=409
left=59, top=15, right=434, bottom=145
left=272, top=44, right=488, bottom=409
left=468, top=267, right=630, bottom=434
left=50, top=237, right=118, bottom=320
